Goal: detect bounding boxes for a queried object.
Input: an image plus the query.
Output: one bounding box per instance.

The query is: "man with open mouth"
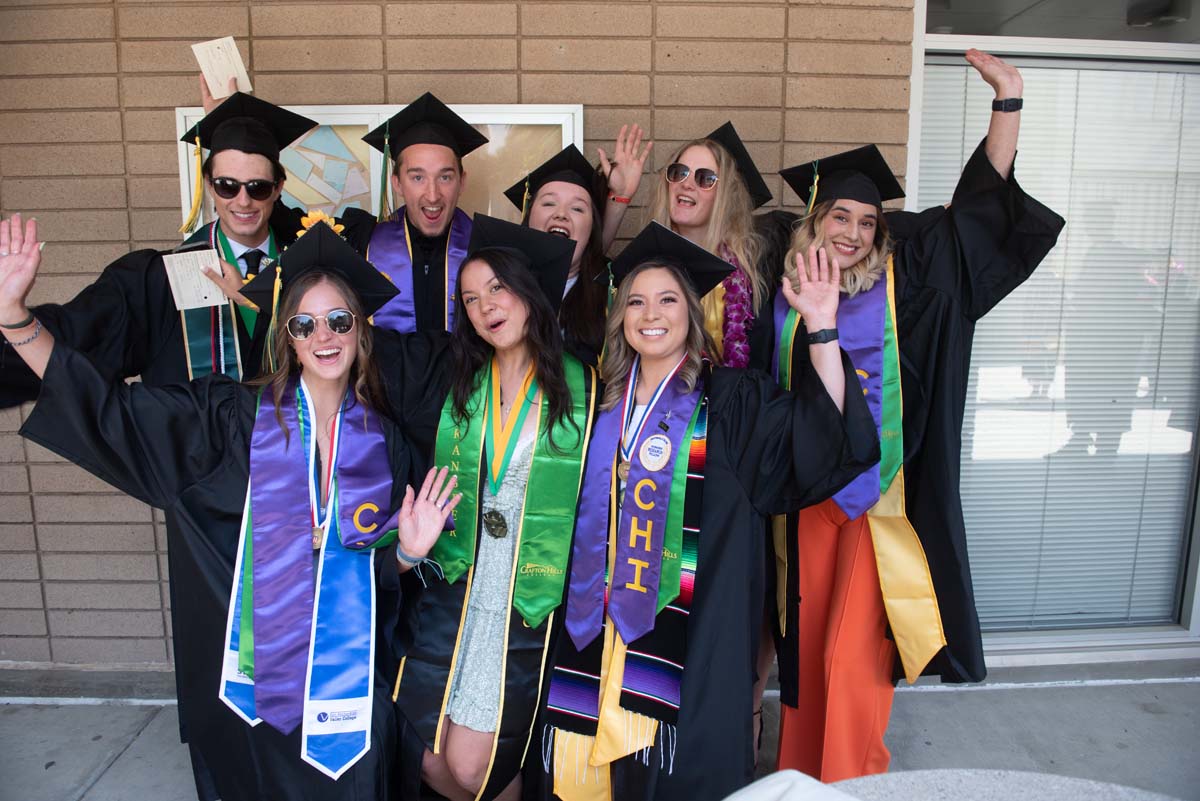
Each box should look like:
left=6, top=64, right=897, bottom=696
left=323, top=93, right=488, bottom=335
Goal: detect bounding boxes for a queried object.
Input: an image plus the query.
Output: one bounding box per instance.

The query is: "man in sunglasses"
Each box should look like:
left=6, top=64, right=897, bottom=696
left=1, top=92, right=317, bottom=405
left=0, top=92, right=317, bottom=801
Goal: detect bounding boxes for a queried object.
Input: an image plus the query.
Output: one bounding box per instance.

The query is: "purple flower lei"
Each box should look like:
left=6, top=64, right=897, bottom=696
left=719, top=245, right=753, bottom=369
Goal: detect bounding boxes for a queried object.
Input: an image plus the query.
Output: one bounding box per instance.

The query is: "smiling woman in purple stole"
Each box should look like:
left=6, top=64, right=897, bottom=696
left=0, top=219, right=460, bottom=801
left=762, top=52, right=1066, bottom=781
left=533, top=222, right=878, bottom=801
left=383, top=216, right=599, bottom=801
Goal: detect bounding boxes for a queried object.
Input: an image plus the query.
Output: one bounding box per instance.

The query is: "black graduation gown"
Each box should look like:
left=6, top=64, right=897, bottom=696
left=535, top=361, right=877, bottom=801
left=19, top=343, right=416, bottom=801
left=765, top=140, right=1066, bottom=692
left=0, top=220, right=297, bottom=799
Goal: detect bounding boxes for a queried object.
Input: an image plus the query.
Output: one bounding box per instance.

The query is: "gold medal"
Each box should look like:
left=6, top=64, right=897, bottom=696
left=617, top=460, right=631, bottom=482
left=482, top=509, right=508, bottom=539
left=311, top=525, right=325, bottom=551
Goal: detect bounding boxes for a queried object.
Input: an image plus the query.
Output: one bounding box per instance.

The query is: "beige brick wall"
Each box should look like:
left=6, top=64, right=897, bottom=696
left=0, top=0, right=914, bottom=669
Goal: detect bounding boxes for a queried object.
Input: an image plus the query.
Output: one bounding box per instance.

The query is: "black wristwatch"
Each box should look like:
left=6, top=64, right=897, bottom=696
left=992, top=97, right=1023, bottom=113
left=806, top=328, right=839, bottom=345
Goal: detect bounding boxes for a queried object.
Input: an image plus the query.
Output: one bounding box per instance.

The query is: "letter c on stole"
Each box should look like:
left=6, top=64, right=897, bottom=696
left=353, top=502, right=380, bottom=534
left=634, top=478, right=656, bottom=511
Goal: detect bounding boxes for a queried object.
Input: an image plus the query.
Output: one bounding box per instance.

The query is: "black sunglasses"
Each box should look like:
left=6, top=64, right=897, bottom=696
left=286, top=309, right=356, bottom=340
left=210, top=176, right=279, bottom=201
left=665, top=163, right=719, bottom=190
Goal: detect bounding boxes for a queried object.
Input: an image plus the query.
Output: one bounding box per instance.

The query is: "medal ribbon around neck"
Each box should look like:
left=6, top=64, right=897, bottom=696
left=303, top=381, right=343, bottom=549
left=431, top=357, right=594, bottom=628
left=485, top=360, right=538, bottom=496
left=619, top=353, right=687, bottom=467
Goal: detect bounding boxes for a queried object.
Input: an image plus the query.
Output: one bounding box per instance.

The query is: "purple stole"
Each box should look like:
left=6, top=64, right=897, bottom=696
left=773, top=275, right=886, bottom=518
left=366, top=207, right=472, bottom=333
left=242, top=378, right=393, bottom=734
left=566, top=367, right=701, bottom=649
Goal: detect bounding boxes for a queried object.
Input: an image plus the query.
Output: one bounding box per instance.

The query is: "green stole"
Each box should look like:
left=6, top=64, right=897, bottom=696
left=432, top=355, right=595, bottom=628
left=179, top=223, right=277, bottom=380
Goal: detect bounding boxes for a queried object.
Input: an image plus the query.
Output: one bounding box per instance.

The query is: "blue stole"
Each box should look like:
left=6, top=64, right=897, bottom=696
left=218, top=378, right=395, bottom=779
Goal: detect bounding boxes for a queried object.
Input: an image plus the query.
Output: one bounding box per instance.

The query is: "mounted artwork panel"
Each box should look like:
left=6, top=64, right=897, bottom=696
left=176, top=103, right=584, bottom=235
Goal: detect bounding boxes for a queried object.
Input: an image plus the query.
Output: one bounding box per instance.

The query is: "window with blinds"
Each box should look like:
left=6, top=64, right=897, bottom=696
left=917, top=61, right=1200, bottom=630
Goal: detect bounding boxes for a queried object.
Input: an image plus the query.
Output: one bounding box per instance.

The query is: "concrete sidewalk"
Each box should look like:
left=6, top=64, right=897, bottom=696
left=1, top=660, right=1198, bottom=801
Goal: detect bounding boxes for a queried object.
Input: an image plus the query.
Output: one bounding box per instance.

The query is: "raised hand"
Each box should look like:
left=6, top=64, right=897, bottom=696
left=199, top=73, right=239, bottom=114
left=966, top=48, right=1022, bottom=99
left=781, top=245, right=841, bottom=330
left=396, top=467, right=461, bottom=566
left=0, top=213, right=42, bottom=325
left=598, top=124, right=654, bottom=199
left=201, top=260, right=256, bottom=309
left=967, top=49, right=1022, bottom=179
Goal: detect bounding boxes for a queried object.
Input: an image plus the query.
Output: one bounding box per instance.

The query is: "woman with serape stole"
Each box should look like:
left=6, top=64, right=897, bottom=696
left=535, top=223, right=879, bottom=801
left=0, top=218, right=459, bottom=801
left=385, top=216, right=598, bottom=801
left=765, top=51, right=1066, bottom=781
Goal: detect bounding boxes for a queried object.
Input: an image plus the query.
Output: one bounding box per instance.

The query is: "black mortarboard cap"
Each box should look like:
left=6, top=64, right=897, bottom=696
left=242, top=222, right=398, bottom=318
left=503, top=145, right=604, bottom=216
left=704, top=121, right=772, bottom=209
left=608, top=222, right=733, bottom=298
left=363, top=92, right=489, bottom=159
left=180, top=92, right=316, bottom=161
left=466, top=214, right=575, bottom=314
left=779, top=144, right=904, bottom=212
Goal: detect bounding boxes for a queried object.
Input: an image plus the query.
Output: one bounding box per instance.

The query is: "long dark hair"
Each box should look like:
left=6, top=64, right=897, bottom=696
left=520, top=183, right=608, bottom=356
left=249, top=270, right=388, bottom=438
left=448, top=248, right=579, bottom=449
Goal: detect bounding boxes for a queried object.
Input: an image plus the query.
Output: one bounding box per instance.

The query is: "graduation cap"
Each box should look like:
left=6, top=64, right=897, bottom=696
left=363, top=92, right=488, bottom=161
left=503, top=145, right=605, bottom=218
left=466, top=214, right=575, bottom=314
left=779, top=144, right=905, bottom=214
left=242, top=221, right=398, bottom=361
left=703, top=121, right=772, bottom=209
left=609, top=222, right=733, bottom=298
left=363, top=92, right=489, bottom=220
left=181, top=92, right=316, bottom=161
left=178, top=93, right=317, bottom=234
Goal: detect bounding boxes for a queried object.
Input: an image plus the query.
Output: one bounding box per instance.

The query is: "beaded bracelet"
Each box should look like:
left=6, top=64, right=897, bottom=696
left=7, top=319, right=41, bottom=347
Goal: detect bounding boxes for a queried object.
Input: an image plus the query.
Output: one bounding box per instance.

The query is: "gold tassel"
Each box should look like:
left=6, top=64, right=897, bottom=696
left=805, top=162, right=820, bottom=216
left=265, top=263, right=283, bottom=373
left=521, top=176, right=531, bottom=219
left=179, top=135, right=205, bottom=234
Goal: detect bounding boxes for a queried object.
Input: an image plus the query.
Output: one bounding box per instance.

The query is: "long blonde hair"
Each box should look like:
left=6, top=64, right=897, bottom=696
left=783, top=199, right=893, bottom=298
left=600, top=261, right=715, bottom=412
left=647, top=139, right=766, bottom=307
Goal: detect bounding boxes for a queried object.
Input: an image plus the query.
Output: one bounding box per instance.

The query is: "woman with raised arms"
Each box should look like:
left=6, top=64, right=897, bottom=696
left=765, top=50, right=1066, bottom=781
left=0, top=217, right=459, bottom=801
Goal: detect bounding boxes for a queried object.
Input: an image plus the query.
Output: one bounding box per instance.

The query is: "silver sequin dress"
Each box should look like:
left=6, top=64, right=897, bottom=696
left=445, top=430, right=535, bottom=733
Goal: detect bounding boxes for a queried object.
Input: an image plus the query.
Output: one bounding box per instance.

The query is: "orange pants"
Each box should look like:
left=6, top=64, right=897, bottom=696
left=776, top=498, right=896, bottom=782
